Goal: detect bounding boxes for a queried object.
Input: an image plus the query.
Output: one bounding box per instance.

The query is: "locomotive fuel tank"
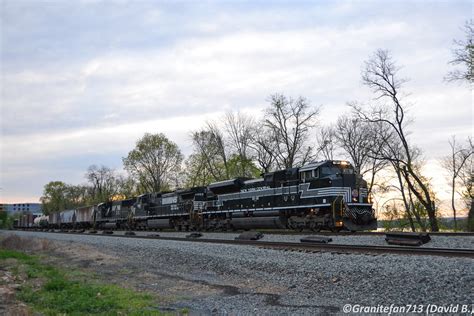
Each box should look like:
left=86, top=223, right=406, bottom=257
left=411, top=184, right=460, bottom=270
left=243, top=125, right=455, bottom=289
left=230, top=216, right=286, bottom=229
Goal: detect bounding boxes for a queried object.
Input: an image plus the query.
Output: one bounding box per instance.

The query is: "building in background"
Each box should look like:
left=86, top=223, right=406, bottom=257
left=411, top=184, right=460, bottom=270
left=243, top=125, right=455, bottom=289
left=1, top=203, right=42, bottom=215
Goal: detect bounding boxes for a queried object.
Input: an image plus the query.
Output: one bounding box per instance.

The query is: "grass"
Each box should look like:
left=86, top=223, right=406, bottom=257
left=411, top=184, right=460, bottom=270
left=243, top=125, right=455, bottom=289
left=0, top=249, right=163, bottom=315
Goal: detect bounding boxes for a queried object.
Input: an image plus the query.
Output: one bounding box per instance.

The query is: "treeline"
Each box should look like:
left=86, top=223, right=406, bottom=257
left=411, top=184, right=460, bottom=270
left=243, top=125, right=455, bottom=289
left=40, top=35, right=473, bottom=231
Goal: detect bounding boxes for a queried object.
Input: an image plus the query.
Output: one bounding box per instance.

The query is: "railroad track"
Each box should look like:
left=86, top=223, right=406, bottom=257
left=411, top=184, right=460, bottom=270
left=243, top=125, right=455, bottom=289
left=112, top=229, right=474, bottom=237
left=241, top=230, right=474, bottom=236
left=13, top=228, right=474, bottom=236
left=10, top=229, right=474, bottom=259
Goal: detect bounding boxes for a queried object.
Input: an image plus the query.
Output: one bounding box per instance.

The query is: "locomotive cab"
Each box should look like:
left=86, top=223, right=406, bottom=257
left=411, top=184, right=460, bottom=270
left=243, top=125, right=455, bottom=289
left=297, top=160, right=376, bottom=231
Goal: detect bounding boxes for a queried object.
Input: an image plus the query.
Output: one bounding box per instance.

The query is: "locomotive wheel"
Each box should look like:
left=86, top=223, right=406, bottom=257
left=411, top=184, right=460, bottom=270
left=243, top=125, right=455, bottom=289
left=288, top=222, right=303, bottom=232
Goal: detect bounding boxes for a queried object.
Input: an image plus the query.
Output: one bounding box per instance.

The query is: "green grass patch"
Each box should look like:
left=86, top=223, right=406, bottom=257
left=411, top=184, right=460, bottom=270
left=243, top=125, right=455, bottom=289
left=0, top=249, right=31, bottom=260
left=0, top=249, right=163, bottom=315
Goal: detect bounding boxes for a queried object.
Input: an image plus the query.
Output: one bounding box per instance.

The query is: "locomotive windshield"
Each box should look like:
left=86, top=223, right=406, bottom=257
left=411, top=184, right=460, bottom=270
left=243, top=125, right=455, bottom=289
left=321, top=165, right=354, bottom=176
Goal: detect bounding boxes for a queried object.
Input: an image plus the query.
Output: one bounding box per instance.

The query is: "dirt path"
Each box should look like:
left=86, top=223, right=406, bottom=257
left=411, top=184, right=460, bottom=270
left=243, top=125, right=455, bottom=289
left=0, top=234, right=238, bottom=314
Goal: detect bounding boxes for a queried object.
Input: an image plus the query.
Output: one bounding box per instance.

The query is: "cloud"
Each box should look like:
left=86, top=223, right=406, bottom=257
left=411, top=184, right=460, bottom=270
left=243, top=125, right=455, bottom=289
left=1, top=21, right=423, bottom=135
left=0, top=0, right=472, bottom=203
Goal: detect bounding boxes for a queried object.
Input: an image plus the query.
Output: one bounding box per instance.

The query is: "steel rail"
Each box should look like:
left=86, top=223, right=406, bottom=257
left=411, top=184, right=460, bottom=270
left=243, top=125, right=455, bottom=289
left=231, top=230, right=474, bottom=237
left=10, top=229, right=474, bottom=259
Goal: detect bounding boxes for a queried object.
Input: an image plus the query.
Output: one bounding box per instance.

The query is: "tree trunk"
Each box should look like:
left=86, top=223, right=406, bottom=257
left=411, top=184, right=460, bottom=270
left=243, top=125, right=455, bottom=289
left=468, top=199, right=474, bottom=232
left=394, top=166, right=415, bottom=232
left=451, top=178, right=457, bottom=231
left=408, top=189, right=426, bottom=232
left=402, top=167, right=439, bottom=231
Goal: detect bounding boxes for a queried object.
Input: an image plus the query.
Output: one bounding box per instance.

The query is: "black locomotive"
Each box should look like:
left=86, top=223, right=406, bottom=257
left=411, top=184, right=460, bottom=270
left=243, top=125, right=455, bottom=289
left=17, top=160, right=377, bottom=232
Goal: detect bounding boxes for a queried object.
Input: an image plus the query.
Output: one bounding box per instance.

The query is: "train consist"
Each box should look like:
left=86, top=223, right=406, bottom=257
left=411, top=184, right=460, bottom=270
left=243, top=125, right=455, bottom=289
left=14, top=160, right=377, bottom=232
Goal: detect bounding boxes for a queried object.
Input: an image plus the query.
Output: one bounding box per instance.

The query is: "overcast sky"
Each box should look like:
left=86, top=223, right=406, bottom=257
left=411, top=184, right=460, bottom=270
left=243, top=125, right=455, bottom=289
left=0, top=0, right=472, bottom=204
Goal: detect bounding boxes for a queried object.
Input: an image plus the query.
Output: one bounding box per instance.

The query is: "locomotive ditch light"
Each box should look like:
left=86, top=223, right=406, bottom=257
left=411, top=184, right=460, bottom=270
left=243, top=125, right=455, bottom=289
left=335, top=221, right=343, bottom=227
left=368, top=194, right=373, bottom=203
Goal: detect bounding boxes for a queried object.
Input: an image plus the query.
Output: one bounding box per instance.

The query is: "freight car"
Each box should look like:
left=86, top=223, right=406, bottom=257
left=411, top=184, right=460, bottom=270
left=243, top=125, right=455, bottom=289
left=33, top=215, right=49, bottom=228
left=75, top=205, right=96, bottom=229
left=22, top=160, right=377, bottom=232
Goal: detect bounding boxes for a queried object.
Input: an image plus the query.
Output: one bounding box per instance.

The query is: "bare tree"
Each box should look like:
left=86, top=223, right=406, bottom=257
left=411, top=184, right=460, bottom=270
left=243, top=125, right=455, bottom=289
left=458, top=148, right=474, bottom=231
left=224, top=112, right=254, bottom=159
left=264, top=94, right=320, bottom=169
left=333, top=114, right=389, bottom=194
left=315, top=126, right=337, bottom=161
left=248, top=126, right=276, bottom=174
left=353, top=49, right=439, bottom=231
left=190, top=123, right=230, bottom=182
left=86, top=165, right=121, bottom=203
left=224, top=112, right=258, bottom=177
left=445, top=20, right=473, bottom=83
left=442, top=136, right=473, bottom=230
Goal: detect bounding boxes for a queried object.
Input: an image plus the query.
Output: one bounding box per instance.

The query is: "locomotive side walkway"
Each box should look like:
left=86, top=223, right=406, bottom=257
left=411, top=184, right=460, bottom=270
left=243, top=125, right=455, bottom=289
left=2, top=230, right=473, bottom=315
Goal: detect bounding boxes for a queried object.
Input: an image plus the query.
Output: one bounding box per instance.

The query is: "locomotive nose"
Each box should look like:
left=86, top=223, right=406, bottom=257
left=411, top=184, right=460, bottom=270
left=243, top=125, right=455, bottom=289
left=359, top=213, right=371, bottom=224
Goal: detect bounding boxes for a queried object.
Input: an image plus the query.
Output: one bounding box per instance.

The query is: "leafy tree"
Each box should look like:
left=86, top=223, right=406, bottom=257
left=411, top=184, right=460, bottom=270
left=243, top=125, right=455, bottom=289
left=0, top=211, right=8, bottom=228
left=40, top=181, right=78, bottom=215
left=67, top=184, right=89, bottom=206
left=123, top=133, right=183, bottom=193
left=184, top=153, right=218, bottom=188
left=190, top=125, right=229, bottom=182
left=116, top=175, right=140, bottom=199
left=226, top=155, right=261, bottom=179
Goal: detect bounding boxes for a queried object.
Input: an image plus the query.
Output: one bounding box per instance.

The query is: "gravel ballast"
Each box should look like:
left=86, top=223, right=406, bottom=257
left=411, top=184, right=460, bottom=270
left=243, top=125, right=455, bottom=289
left=125, top=230, right=474, bottom=249
left=3, top=230, right=473, bottom=315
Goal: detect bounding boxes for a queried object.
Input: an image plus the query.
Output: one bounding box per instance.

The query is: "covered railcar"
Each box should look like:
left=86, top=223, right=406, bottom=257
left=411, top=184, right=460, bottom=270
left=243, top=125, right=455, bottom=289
left=59, top=209, right=76, bottom=229
left=76, top=205, right=96, bottom=229
left=33, top=215, right=49, bottom=228
left=49, top=212, right=61, bottom=228
left=16, top=213, right=37, bottom=229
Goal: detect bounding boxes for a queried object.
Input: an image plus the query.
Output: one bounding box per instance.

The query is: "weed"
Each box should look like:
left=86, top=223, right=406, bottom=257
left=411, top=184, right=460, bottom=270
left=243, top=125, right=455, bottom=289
left=0, top=249, right=163, bottom=315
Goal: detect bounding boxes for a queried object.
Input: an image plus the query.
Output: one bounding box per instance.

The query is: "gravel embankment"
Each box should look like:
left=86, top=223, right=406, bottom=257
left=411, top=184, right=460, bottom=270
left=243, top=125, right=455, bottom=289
left=129, top=231, right=474, bottom=249
left=2, top=230, right=473, bottom=315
